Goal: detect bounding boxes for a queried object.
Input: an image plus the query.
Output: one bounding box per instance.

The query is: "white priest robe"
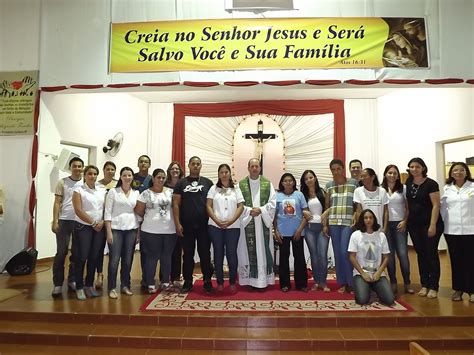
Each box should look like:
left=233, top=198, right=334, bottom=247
left=237, top=177, right=276, bottom=288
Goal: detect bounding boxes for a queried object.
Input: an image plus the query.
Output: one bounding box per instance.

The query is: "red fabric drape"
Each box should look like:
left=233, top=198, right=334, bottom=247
left=263, top=80, right=301, bottom=86
left=183, top=81, right=219, bottom=87
left=345, top=79, right=380, bottom=85
left=383, top=79, right=421, bottom=85
left=172, top=100, right=345, bottom=169
left=28, top=90, right=41, bottom=248
left=305, top=80, right=341, bottom=86
left=143, top=82, right=180, bottom=87
left=40, top=86, right=68, bottom=92
left=223, top=81, right=259, bottom=87
left=70, top=84, right=104, bottom=89
left=425, top=78, right=464, bottom=84
left=107, top=83, right=140, bottom=88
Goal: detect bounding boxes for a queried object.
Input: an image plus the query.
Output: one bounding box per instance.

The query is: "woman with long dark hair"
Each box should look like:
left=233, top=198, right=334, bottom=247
left=206, top=163, right=244, bottom=293
left=273, top=172, right=309, bottom=292
left=381, top=164, right=413, bottom=294
left=104, top=167, right=140, bottom=299
left=405, top=157, right=444, bottom=299
left=441, top=162, right=474, bottom=302
left=134, top=168, right=176, bottom=293
left=95, top=161, right=118, bottom=289
left=300, top=170, right=329, bottom=292
left=348, top=209, right=394, bottom=306
left=164, top=161, right=184, bottom=287
left=353, top=168, right=389, bottom=231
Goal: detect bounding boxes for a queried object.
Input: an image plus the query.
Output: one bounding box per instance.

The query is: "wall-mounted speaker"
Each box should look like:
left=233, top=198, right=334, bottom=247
left=5, top=248, right=38, bottom=276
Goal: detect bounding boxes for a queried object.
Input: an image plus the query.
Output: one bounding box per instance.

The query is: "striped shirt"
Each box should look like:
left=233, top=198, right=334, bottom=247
left=325, top=178, right=358, bottom=226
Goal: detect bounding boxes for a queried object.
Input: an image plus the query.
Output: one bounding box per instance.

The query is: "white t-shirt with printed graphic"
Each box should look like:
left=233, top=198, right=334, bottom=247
left=138, top=188, right=175, bottom=234
left=348, top=230, right=390, bottom=277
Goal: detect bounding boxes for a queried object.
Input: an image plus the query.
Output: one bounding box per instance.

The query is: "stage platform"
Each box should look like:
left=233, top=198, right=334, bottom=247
left=0, top=250, right=473, bottom=354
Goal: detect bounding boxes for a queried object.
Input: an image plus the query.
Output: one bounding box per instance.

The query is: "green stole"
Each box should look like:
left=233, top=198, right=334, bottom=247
left=239, top=176, right=273, bottom=278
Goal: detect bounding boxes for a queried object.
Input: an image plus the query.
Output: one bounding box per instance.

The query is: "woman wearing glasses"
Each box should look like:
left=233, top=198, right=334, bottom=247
left=441, top=162, right=474, bottom=303
left=405, top=157, right=444, bottom=299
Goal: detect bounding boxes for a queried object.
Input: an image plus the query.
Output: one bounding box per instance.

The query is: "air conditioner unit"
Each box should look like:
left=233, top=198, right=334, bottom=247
left=225, top=0, right=294, bottom=12
left=54, top=149, right=80, bottom=172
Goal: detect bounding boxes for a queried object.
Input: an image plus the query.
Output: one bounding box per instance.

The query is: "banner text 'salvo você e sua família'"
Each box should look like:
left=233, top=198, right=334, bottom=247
left=109, top=18, right=428, bottom=72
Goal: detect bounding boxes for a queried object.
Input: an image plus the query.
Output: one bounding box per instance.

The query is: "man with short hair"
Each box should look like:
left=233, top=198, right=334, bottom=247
left=132, top=155, right=152, bottom=193
left=324, top=159, right=358, bottom=293
left=51, top=156, right=84, bottom=297
left=349, top=159, right=363, bottom=182
left=131, top=154, right=152, bottom=288
left=173, top=156, right=214, bottom=294
left=237, top=158, right=276, bottom=290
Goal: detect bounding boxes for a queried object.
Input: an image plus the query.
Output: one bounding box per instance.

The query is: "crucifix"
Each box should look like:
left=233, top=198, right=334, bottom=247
left=244, top=119, right=276, bottom=175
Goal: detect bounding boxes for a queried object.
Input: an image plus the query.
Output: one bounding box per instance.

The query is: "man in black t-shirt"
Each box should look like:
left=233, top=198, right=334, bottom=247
left=131, top=154, right=152, bottom=288
left=173, top=156, right=214, bottom=293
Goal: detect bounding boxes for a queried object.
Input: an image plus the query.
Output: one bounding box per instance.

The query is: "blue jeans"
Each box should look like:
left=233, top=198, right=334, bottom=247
left=329, top=225, right=353, bottom=287
left=141, top=231, right=177, bottom=286
left=74, top=222, right=105, bottom=289
left=107, top=229, right=137, bottom=290
left=353, top=275, right=394, bottom=306
left=386, top=221, right=411, bottom=285
left=305, top=223, right=330, bottom=286
left=208, top=225, right=240, bottom=285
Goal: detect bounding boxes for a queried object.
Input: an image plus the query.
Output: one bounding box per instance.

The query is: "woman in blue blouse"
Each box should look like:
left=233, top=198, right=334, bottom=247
left=273, top=173, right=309, bottom=292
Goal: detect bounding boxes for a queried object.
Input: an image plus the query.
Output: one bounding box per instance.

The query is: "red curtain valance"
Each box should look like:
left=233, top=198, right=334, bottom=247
left=172, top=99, right=345, bottom=169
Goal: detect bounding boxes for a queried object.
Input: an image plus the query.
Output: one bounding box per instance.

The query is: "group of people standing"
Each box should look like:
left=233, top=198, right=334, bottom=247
left=51, top=154, right=474, bottom=306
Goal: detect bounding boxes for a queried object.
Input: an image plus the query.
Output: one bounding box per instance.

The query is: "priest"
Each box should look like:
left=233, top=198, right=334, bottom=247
left=237, top=158, right=276, bottom=290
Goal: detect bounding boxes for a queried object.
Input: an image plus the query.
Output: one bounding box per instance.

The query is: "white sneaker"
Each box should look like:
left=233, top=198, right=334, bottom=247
left=427, top=289, right=438, bottom=299
left=51, top=286, right=62, bottom=297
left=109, top=289, right=118, bottom=299
left=418, top=287, right=428, bottom=297
left=148, top=286, right=157, bottom=294
left=121, top=287, right=133, bottom=296
left=76, top=289, right=86, bottom=301
left=161, top=283, right=170, bottom=290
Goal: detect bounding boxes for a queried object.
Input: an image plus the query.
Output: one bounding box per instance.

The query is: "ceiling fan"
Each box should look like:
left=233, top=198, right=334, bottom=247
left=102, top=132, right=123, bottom=157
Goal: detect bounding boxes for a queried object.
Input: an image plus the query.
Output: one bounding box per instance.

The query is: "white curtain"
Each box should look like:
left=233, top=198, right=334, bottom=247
left=185, top=115, right=244, bottom=180
left=274, top=114, right=334, bottom=186
left=185, top=113, right=333, bottom=185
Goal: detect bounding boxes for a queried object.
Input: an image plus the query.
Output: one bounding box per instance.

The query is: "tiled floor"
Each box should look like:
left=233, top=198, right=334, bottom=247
left=1, top=250, right=473, bottom=317
left=0, top=250, right=473, bottom=354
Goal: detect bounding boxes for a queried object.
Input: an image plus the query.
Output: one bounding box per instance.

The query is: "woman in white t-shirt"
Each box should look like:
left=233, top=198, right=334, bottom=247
left=72, top=165, right=107, bottom=300
left=206, top=164, right=244, bottom=293
left=348, top=209, right=394, bottom=306
left=104, top=167, right=140, bottom=299
left=381, top=164, right=414, bottom=295
left=134, top=168, right=176, bottom=294
left=353, top=168, right=389, bottom=231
